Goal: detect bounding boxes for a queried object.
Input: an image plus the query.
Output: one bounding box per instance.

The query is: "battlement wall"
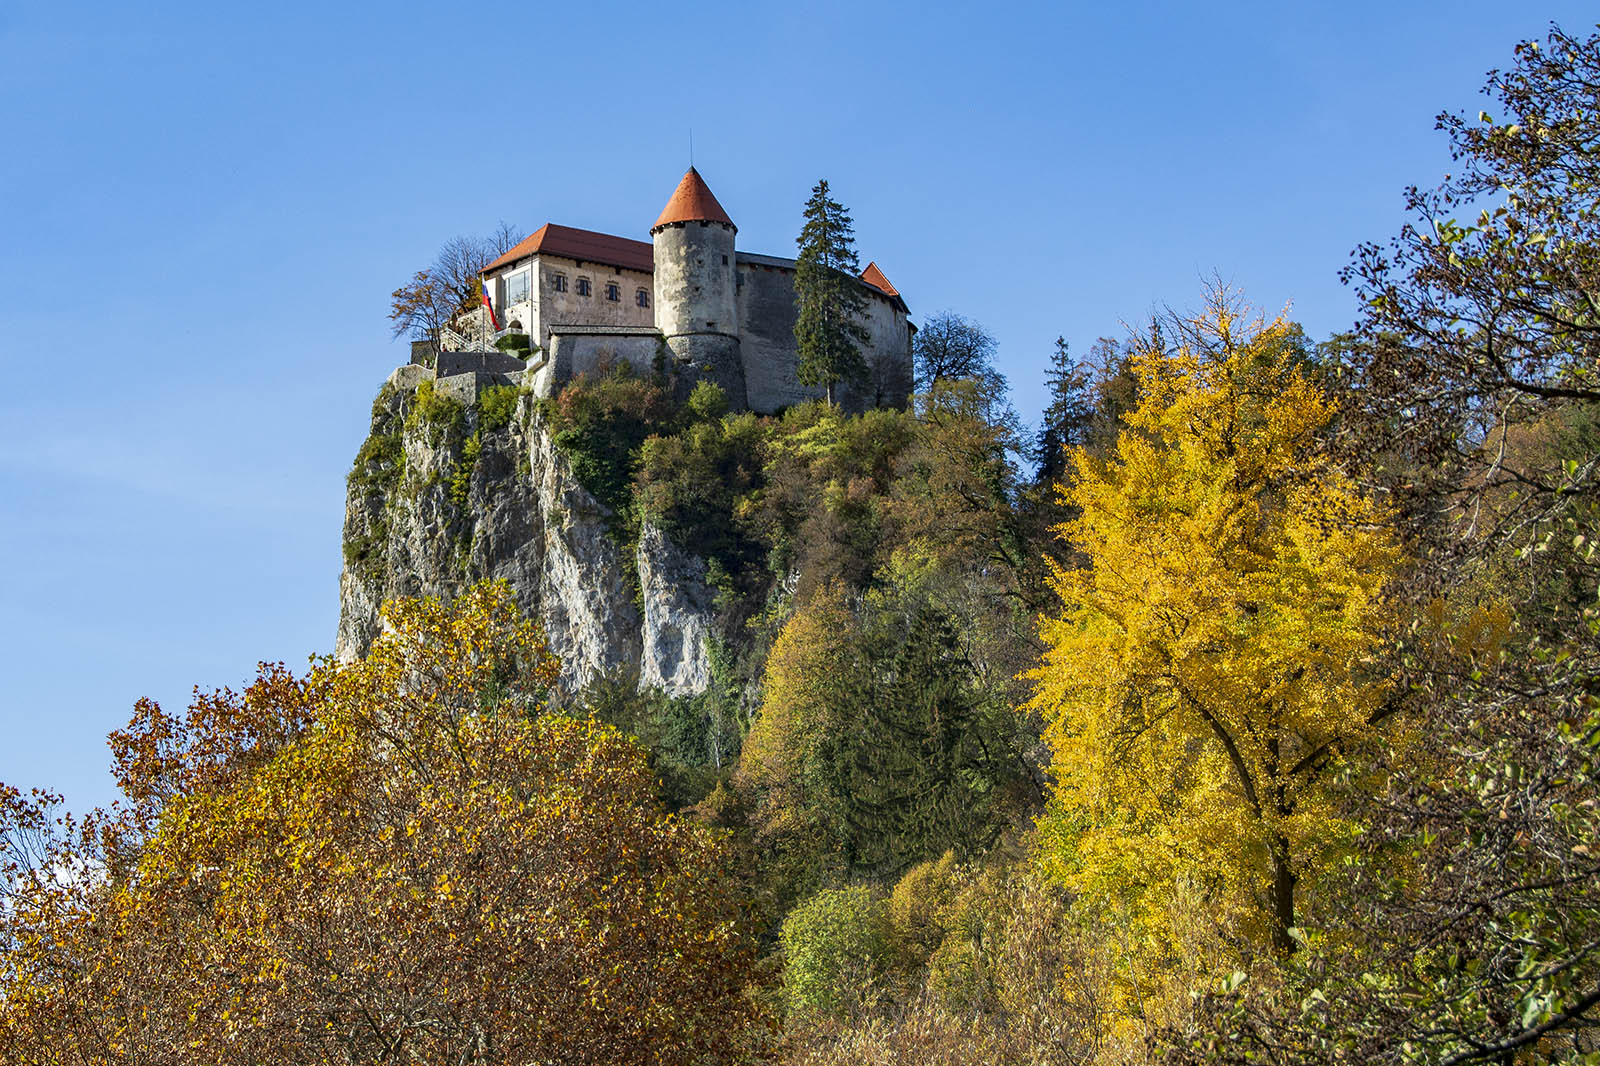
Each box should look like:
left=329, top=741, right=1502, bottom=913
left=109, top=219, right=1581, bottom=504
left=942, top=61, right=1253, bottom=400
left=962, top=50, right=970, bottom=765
left=524, top=326, right=665, bottom=398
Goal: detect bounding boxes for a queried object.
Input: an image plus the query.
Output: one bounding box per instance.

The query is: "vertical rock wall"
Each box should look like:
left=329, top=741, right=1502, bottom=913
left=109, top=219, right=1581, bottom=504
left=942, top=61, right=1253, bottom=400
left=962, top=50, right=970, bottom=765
left=336, top=367, right=714, bottom=697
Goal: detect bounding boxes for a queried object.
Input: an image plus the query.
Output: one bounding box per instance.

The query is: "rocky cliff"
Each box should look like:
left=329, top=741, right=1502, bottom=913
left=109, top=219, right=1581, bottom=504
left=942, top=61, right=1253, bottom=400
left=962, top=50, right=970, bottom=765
left=336, top=365, right=716, bottom=698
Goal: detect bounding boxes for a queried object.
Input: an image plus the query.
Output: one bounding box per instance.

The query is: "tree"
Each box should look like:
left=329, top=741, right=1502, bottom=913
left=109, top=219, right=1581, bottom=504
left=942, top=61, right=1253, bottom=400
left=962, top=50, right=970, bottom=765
left=779, top=886, right=896, bottom=1022
left=1171, top=27, right=1600, bottom=1064
left=894, top=376, right=1030, bottom=578
left=794, top=180, right=870, bottom=405
left=1342, top=23, right=1600, bottom=547
left=740, top=580, right=1034, bottom=903
left=0, top=583, right=768, bottom=1066
left=913, top=311, right=999, bottom=393
left=390, top=222, right=520, bottom=343
left=1026, top=294, right=1401, bottom=961
left=1032, top=336, right=1093, bottom=484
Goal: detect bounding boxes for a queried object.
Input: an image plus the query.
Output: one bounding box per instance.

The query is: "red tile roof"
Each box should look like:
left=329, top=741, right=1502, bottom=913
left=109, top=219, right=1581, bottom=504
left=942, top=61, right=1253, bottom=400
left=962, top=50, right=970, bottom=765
left=860, top=261, right=899, bottom=298
left=481, top=223, right=655, bottom=276
left=651, top=168, right=736, bottom=232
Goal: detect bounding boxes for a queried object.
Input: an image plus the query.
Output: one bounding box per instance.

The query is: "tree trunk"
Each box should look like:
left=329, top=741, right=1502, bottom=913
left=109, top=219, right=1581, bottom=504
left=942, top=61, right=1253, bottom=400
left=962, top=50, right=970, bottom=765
left=1269, top=835, right=1298, bottom=955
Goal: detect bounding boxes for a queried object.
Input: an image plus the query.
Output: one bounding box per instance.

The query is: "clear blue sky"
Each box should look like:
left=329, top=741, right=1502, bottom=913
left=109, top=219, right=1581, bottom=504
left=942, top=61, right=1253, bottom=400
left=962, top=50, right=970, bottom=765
left=2, top=1, right=1592, bottom=813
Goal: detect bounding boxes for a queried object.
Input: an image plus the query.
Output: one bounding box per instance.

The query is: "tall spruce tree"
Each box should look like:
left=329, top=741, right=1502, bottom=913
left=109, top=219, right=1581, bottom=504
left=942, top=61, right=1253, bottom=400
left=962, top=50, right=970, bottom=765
left=794, top=180, right=870, bottom=405
left=1033, top=336, right=1094, bottom=484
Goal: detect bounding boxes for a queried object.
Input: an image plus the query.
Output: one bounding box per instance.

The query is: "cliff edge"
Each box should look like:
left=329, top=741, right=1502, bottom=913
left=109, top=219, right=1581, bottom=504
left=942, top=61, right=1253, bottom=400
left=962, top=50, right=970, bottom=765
left=336, top=365, right=715, bottom=698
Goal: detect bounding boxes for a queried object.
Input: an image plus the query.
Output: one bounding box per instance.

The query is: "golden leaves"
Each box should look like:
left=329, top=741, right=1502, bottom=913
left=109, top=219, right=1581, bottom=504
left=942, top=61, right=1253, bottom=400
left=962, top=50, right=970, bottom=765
left=0, top=581, right=765, bottom=1065
left=1028, top=295, right=1404, bottom=970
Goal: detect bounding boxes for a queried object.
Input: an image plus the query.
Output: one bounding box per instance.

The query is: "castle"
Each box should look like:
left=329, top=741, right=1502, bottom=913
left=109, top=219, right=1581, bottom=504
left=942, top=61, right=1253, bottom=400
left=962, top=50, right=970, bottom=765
left=431, top=169, right=914, bottom=414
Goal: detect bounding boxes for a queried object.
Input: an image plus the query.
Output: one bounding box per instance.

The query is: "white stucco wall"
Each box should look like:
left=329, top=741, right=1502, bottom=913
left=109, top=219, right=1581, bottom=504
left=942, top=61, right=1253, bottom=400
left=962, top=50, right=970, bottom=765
left=485, top=254, right=654, bottom=353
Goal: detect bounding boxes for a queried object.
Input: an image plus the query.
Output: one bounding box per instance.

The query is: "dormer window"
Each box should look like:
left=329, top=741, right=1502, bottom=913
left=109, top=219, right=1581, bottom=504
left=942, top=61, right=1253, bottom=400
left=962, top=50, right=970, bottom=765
left=605, top=282, right=621, bottom=302
left=576, top=277, right=592, bottom=297
left=636, top=289, right=650, bottom=308
left=550, top=271, right=568, bottom=293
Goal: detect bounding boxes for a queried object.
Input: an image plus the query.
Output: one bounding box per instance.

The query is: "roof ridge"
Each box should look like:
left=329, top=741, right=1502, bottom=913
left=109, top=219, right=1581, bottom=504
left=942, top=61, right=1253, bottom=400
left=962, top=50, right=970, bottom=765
left=481, top=223, right=654, bottom=276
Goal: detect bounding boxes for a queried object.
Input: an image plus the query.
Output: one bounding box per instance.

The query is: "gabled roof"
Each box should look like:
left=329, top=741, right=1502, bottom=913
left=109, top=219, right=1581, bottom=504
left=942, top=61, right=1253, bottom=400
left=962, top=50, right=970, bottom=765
left=481, top=223, right=655, bottom=276
left=860, top=261, right=899, bottom=298
left=651, top=168, right=736, bottom=233
left=861, top=261, right=909, bottom=313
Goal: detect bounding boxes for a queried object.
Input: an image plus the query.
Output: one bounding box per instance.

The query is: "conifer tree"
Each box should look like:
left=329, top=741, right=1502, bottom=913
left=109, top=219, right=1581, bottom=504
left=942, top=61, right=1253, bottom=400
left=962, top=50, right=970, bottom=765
left=1033, top=336, right=1094, bottom=484
left=794, top=180, right=870, bottom=405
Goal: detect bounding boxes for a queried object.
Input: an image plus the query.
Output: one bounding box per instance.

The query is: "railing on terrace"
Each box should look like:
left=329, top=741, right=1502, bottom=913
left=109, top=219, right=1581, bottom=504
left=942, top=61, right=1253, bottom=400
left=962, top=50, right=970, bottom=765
left=438, top=323, right=523, bottom=355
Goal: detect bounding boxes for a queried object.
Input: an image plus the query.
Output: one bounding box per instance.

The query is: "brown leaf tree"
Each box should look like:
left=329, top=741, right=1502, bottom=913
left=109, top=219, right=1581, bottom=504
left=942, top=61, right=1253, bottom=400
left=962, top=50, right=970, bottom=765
left=0, top=582, right=771, bottom=1066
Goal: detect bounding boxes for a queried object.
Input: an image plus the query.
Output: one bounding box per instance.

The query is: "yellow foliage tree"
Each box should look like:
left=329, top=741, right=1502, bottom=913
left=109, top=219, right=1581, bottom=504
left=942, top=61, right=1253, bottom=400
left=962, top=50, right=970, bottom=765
left=0, top=582, right=767, bottom=1066
left=1026, top=298, right=1401, bottom=968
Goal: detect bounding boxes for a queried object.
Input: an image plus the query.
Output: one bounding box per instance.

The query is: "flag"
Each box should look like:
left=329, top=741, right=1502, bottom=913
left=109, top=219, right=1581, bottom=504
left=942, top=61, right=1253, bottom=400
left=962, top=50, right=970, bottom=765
left=481, top=288, right=501, bottom=332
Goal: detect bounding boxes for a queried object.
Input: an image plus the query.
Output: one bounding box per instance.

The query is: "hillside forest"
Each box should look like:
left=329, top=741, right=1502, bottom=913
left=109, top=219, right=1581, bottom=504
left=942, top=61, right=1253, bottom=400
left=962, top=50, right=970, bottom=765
left=3, top=23, right=1600, bottom=1066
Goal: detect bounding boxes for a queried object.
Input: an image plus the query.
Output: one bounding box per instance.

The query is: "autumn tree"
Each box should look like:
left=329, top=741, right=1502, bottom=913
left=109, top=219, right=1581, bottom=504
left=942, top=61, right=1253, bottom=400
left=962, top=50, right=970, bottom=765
left=1342, top=23, right=1600, bottom=549
left=1173, top=28, right=1600, bottom=1065
left=794, top=180, right=870, bottom=405
left=1027, top=294, right=1401, bottom=964
left=0, top=583, right=767, bottom=1066
left=390, top=223, right=520, bottom=343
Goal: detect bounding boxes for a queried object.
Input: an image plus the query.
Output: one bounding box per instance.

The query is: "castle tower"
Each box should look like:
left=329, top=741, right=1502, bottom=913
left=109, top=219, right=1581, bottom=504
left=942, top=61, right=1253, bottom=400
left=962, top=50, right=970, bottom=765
left=651, top=168, right=747, bottom=409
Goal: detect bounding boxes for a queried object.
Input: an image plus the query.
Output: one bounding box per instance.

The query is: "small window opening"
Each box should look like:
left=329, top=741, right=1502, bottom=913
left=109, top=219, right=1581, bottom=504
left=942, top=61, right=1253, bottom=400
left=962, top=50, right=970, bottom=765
left=605, top=282, right=621, bottom=302
left=636, top=289, right=650, bottom=308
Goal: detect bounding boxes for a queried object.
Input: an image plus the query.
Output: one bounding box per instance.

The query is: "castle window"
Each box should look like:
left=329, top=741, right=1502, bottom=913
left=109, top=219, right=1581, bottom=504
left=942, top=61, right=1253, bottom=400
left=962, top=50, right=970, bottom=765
left=550, top=272, right=568, bottom=293
left=504, top=270, right=530, bottom=305
left=576, top=277, right=592, bottom=297
left=605, top=283, right=621, bottom=302
left=636, top=289, right=650, bottom=308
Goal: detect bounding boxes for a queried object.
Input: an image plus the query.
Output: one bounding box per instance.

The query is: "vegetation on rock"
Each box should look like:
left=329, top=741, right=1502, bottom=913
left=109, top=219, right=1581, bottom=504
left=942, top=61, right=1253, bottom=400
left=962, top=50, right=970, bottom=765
left=10, top=22, right=1600, bottom=1066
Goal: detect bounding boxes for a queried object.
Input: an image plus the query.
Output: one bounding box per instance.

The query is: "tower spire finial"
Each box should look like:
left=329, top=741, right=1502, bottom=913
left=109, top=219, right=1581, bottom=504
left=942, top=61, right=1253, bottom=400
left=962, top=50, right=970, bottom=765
left=689, top=128, right=694, bottom=169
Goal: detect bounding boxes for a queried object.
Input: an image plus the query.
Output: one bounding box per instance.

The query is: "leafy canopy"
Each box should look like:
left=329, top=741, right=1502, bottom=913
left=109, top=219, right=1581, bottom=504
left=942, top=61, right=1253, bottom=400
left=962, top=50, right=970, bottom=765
left=0, top=582, right=767, bottom=1066
left=1027, top=296, right=1402, bottom=967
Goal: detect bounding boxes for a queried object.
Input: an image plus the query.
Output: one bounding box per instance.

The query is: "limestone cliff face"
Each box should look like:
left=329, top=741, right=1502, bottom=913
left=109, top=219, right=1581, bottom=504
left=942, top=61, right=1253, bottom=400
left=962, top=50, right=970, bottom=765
left=336, top=366, right=715, bottom=697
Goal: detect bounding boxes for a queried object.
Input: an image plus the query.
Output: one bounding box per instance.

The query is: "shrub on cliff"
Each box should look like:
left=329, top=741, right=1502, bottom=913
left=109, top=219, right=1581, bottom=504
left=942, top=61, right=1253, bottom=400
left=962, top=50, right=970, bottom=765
left=541, top=361, right=675, bottom=517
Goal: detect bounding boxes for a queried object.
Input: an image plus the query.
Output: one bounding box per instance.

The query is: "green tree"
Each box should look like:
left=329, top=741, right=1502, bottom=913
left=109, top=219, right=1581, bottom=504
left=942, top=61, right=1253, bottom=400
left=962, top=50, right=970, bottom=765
left=794, top=180, right=870, bottom=406
left=1032, top=336, right=1093, bottom=484
left=740, top=579, right=1033, bottom=892
left=780, top=886, right=896, bottom=1022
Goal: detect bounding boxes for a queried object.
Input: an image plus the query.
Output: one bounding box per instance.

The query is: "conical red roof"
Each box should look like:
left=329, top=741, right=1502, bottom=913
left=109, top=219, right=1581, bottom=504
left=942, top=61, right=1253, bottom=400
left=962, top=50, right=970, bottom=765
left=651, top=168, right=735, bottom=233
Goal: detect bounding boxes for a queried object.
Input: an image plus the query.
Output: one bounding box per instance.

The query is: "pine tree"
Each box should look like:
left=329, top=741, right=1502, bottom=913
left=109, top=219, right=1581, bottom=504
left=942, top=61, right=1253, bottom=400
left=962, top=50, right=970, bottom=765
left=794, top=180, right=870, bottom=405
left=1033, top=336, right=1094, bottom=483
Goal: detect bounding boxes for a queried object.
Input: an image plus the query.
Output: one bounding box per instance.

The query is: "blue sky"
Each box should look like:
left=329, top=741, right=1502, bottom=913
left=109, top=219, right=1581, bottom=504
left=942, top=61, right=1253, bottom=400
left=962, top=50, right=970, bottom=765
left=2, top=1, right=1593, bottom=813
